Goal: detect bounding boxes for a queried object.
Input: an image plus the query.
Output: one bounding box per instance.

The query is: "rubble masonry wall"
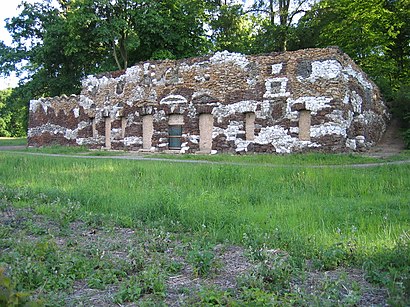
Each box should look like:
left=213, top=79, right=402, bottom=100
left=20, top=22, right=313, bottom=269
left=28, top=47, right=389, bottom=154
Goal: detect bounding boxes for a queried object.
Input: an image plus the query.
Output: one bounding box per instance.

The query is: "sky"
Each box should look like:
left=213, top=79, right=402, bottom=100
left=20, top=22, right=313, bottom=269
left=0, top=0, right=24, bottom=90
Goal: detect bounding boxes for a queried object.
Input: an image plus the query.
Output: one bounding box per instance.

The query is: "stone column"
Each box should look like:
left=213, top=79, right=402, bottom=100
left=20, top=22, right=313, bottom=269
left=199, top=114, right=213, bottom=153
left=142, top=115, right=153, bottom=149
left=245, top=112, right=255, bottom=141
left=299, top=110, right=311, bottom=141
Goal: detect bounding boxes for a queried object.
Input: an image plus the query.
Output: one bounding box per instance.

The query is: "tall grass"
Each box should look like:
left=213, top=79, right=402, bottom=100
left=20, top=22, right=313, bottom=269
left=0, top=137, right=27, bottom=146
left=1, top=152, right=409, bottom=259
left=150, top=152, right=389, bottom=165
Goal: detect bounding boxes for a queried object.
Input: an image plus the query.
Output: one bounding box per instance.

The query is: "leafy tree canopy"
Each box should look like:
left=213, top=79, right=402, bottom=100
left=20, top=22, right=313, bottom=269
left=0, top=0, right=408, bottom=140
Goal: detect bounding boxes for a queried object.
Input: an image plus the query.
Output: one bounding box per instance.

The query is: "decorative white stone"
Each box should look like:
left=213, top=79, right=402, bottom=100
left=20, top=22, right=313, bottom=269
left=143, top=63, right=150, bottom=73
left=272, top=63, right=283, bottom=75
left=153, top=110, right=167, bottom=122
left=356, top=135, right=365, bottom=144
left=73, top=108, right=80, bottom=118
left=310, top=123, right=347, bottom=138
left=125, top=65, right=142, bottom=82
left=210, top=50, right=249, bottom=69
left=264, top=78, right=290, bottom=98
left=29, top=99, right=41, bottom=112
left=298, top=60, right=342, bottom=83
left=350, top=91, right=363, bottom=113
left=187, top=135, right=200, bottom=144
left=180, top=142, right=190, bottom=153
left=79, top=95, right=94, bottom=109
left=286, top=96, right=332, bottom=116
left=235, top=140, right=251, bottom=152
left=343, top=65, right=373, bottom=90
left=346, top=139, right=357, bottom=150
left=124, top=136, right=142, bottom=146
left=212, top=100, right=258, bottom=123
left=160, top=95, right=187, bottom=105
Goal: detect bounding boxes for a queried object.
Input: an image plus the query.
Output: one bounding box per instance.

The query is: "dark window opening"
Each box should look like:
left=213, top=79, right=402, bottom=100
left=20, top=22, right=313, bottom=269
left=169, top=125, right=182, bottom=149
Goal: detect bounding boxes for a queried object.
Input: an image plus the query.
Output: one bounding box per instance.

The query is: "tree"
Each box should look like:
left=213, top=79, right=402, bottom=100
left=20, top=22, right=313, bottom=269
left=209, top=3, right=256, bottom=54
left=0, top=88, right=12, bottom=137
left=299, top=0, right=409, bottom=81
left=0, top=1, right=86, bottom=96
left=248, top=0, right=311, bottom=51
left=0, top=0, right=213, bottom=99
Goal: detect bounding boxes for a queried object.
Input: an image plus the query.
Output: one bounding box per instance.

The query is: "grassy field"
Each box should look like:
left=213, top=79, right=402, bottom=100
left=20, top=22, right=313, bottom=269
left=0, top=137, right=27, bottom=146
left=0, top=151, right=409, bottom=305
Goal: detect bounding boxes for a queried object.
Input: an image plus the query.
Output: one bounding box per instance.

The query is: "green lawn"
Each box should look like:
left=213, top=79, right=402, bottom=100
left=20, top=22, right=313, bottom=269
left=1, top=151, right=408, bottom=252
left=0, top=152, right=409, bottom=305
left=153, top=151, right=376, bottom=164
left=0, top=137, right=27, bottom=146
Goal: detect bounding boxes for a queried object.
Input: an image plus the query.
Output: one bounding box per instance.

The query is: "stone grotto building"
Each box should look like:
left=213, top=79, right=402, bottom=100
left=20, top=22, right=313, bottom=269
left=28, top=47, right=389, bottom=154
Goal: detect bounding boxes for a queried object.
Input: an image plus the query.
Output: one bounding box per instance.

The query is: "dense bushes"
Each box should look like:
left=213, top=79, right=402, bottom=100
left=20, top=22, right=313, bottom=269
left=392, top=84, right=410, bottom=148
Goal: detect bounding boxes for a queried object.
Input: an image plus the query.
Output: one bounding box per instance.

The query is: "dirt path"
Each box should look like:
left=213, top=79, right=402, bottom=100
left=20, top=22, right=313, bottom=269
left=0, top=145, right=26, bottom=151
left=367, top=118, right=406, bottom=158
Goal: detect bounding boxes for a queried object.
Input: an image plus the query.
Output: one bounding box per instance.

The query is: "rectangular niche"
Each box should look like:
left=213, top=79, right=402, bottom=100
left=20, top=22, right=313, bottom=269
left=168, top=114, right=184, bottom=150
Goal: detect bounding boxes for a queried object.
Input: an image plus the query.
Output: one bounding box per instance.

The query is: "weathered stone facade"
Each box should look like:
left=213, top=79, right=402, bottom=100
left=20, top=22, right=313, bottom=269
left=28, top=47, right=389, bottom=154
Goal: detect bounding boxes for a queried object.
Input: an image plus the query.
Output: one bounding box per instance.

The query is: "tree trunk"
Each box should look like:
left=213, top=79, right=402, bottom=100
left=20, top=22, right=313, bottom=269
left=112, top=40, right=123, bottom=71
left=278, top=0, right=291, bottom=51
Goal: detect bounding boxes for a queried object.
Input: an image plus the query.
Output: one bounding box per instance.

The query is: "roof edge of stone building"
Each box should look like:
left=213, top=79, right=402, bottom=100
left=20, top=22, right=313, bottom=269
left=87, top=47, right=356, bottom=82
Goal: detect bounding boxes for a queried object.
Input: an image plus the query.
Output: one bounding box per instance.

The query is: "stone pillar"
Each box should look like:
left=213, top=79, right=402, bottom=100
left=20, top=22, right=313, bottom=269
left=121, top=117, right=126, bottom=139
left=245, top=112, right=255, bottom=141
left=142, top=115, right=153, bottom=149
left=299, top=110, right=311, bottom=141
left=199, top=114, right=213, bottom=153
left=90, top=117, right=97, bottom=138
left=105, top=117, right=111, bottom=149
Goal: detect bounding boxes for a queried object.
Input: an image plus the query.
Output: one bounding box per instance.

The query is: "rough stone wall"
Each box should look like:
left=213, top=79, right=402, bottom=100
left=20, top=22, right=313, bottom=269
left=28, top=47, right=389, bottom=154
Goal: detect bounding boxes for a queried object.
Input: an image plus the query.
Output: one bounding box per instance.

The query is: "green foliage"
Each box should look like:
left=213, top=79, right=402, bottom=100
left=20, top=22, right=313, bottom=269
left=192, top=287, right=233, bottom=305
left=362, top=231, right=410, bottom=305
left=114, top=266, right=166, bottom=303
left=187, top=245, right=216, bottom=277
left=311, top=274, right=362, bottom=306
left=403, top=129, right=410, bottom=149
left=209, top=4, right=256, bottom=54
left=114, top=276, right=143, bottom=304
left=0, top=267, right=42, bottom=307
left=0, top=89, right=12, bottom=137
left=0, top=87, right=28, bottom=137
left=0, top=0, right=214, bottom=103
left=151, top=50, right=176, bottom=61
left=391, top=84, right=410, bottom=148
left=24, top=145, right=89, bottom=154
